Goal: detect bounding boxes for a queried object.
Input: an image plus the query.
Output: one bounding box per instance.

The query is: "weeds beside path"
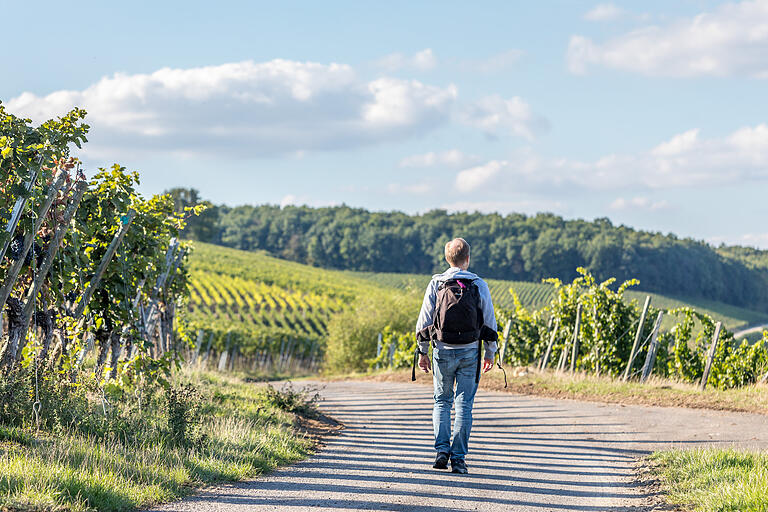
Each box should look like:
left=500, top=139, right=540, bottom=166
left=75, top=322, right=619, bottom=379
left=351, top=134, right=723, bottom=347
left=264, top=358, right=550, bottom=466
left=0, top=371, right=323, bottom=512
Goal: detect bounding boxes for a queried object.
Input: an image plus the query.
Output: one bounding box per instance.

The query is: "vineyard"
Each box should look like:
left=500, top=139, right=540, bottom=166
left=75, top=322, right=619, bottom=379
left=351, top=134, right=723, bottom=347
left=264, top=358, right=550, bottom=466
left=0, top=103, right=322, bottom=511
left=370, top=268, right=768, bottom=391
left=349, top=270, right=768, bottom=333
left=0, top=103, right=199, bottom=424
left=183, top=243, right=387, bottom=372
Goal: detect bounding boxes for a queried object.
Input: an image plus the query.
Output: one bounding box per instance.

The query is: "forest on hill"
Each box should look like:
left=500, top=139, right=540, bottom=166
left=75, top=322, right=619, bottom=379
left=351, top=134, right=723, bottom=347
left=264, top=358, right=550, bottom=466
left=167, top=188, right=768, bottom=311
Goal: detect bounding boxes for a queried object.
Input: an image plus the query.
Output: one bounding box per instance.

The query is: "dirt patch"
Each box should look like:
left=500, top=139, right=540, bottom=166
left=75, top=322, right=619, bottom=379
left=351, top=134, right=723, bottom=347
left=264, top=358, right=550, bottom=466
left=295, top=411, right=344, bottom=450
left=632, top=459, right=682, bottom=512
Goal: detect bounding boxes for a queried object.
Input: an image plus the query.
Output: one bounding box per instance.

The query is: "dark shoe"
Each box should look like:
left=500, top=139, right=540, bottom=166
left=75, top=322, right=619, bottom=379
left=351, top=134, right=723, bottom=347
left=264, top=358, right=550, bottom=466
left=451, top=459, right=468, bottom=474
left=433, top=452, right=449, bottom=469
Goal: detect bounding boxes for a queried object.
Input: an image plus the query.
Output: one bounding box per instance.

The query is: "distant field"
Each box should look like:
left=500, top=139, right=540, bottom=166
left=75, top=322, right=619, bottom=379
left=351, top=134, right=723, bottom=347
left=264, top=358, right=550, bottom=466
left=347, top=270, right=768, bottom=333
left=186, top=246, right=768, bottom=341
left=187, top=243, right=383, bottom=342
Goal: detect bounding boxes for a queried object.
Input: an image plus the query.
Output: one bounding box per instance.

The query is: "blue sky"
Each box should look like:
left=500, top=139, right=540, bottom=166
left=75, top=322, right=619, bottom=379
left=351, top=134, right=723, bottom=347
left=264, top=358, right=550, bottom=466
left=3, top=0, right=768, bottom=248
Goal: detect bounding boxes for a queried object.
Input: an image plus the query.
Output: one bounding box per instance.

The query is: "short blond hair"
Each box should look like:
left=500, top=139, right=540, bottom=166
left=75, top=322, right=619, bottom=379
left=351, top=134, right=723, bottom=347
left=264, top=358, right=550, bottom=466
left=445, top=238, right=470, bottom=267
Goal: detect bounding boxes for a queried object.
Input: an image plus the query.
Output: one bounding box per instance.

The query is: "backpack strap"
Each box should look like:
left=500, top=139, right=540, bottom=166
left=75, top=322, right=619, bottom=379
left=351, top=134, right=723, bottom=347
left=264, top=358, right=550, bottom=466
left=411, top=345, right=428, bottom=381
left=475, top=341, right=482, bottom=383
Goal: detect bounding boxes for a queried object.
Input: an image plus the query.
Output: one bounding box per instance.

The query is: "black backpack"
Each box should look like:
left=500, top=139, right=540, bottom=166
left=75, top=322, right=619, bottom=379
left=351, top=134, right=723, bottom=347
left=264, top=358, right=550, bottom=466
left=412, top=277, right=502, bottom=384
left=431, top=278, right=482, bottom=344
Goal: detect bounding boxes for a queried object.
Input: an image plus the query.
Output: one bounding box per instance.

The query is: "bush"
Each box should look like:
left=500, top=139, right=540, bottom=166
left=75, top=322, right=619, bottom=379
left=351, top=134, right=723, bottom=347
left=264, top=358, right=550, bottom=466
left=324, top=292, right=419, bottom=373
left=366, top=326, right=415, bottom=370
left=263, top=382, right=319, bottom=418
left=166, top=383, right=205, bottom=448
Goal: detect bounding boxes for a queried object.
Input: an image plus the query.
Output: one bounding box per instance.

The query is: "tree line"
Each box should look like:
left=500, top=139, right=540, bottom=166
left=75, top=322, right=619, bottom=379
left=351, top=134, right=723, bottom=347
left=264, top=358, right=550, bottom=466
left=167, top=188, right=768, bottom=311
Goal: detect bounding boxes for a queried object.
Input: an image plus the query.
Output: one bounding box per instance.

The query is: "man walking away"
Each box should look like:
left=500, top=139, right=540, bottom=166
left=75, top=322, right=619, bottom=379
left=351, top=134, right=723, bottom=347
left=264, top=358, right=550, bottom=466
left=415, top=238, right=498, bottom=474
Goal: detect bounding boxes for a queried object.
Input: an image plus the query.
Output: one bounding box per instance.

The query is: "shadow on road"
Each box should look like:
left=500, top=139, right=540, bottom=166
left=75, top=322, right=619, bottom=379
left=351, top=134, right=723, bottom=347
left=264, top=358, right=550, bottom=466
left=146, top=380, right=767, bottom=512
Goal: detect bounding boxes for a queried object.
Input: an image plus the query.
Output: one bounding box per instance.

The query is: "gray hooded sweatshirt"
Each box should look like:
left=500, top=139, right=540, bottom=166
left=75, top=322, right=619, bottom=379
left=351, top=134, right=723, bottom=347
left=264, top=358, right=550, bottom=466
left=415, top=267, right=498, bottom=360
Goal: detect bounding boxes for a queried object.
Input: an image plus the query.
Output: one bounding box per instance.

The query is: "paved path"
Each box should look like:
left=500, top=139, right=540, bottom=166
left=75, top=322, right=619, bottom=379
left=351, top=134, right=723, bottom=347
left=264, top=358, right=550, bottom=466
left=147, top=380, right=768, bottom=512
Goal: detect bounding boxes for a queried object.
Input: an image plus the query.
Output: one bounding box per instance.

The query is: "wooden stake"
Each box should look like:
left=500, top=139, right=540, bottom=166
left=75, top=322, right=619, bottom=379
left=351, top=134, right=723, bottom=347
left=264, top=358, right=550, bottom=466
left=699, top=321, right=722, bottom=391
left=640, top=311, right=664, bottom=382
left=73, top=210, right=136, bottom=319
left=623, top=295, right=652, bottom=382
left=4, top=181, right=87, bottom=365
left=0, top=169, right=67, bottom=312
left=194, top=329, right=204, bottom=364
left=556, top=339, right=568, bottom=372
left=570, top=303, right=582, bottom=374
left=218, top=332, right=232, bottom=372
left=540, top=318, right=559, bottom=370
left=500, top=319, right=512, bottom=364
left=0, top=167, right=40, bottom=263
left=592, top=304, right=601, bottom=376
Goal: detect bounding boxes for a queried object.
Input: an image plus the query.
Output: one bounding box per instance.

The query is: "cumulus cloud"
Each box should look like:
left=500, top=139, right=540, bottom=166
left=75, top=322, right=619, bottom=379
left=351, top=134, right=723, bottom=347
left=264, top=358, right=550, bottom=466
left=459, top=49, right=524, bottom=73
left=374, top=49, right=438, bottom=72
left=442, top=199, right=567, bottom=215
left=609, top=196, right=669, bottom=211
left=709, top=232, right=768, bottom=249
left=455, top=160, right=507, bottom=192
left=5, top=59, right=457, bottom=158
left=398, top=149, right=479, bottom=168
left=568, top=0, right=768, bottom=77
left=451, top=124, right=768, bottom=194
left=584, top=3, right=625, bottom=21
left=279, top=194, right=339, bottom=208
left=386, top=182, right=433, bottom=195
left=462, top=95, right=550, bottom=140
left=280, top=194, right=299, bottom=208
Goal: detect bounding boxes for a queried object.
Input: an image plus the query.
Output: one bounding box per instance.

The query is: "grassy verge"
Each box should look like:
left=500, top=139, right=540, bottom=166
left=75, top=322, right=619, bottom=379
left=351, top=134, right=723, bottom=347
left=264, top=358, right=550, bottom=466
left=0, top=370, right=332, bottom=512
left=342, top=367, right=768, bottom=415
left=648, top=448, right=768, bottom=511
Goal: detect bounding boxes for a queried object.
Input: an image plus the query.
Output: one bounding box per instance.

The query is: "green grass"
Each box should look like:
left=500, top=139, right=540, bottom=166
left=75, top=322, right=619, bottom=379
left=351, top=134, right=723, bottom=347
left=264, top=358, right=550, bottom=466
left=650, top=448, right=768, bottom=511
left=0, top=370, right=318, bottom=512
left=346, top=270, right=768, bottom=332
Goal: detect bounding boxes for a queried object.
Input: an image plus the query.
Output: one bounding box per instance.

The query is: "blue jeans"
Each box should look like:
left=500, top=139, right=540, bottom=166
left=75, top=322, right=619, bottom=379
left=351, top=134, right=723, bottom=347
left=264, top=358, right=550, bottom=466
left=432, top=346, right=479, bottom=462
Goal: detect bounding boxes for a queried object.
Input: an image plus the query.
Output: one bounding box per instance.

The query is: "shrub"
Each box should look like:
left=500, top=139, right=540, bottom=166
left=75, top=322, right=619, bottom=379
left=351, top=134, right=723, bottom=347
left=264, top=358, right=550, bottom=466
left=166, top=383, right=205, bottom=448
left=324, top=292, right=418, bottom=373
left=263, top=382, right=319, bottom=418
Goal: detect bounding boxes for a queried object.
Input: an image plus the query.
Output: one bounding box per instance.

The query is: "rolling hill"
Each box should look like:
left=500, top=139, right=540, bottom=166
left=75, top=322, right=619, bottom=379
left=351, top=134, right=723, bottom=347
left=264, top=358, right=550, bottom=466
left=345, top=270, right=768, bottom=333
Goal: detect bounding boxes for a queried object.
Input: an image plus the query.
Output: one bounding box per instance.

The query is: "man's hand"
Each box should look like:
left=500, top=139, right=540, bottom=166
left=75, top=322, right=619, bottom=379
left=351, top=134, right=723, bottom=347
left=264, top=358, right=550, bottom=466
left=418, top=354, right=431, bottom=373
left=482, top=357, right=493, bottom=373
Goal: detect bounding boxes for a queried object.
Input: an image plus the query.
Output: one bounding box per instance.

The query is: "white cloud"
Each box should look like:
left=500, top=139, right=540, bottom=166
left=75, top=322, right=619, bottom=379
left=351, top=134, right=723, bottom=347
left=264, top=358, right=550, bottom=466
left=584, top=3, right=625, bottom=21
left=375, top=49, right=438, bottom=72
left=651, top=129, right=700, bottom=156
left=462, top=95, right=549, bottom=140
left=279, top=194, right=339, bottom=208
left=568, top=0, right=768, bottom=77
left=459, top=49, right=524, bottom=73
left=5, top=59, right=457, bottom=158
left=708, top=232, right=768, bottom=249
left=455, top=160, right=507, bottom=192
left=442, top=199, right=567, bottom=215
left=280, top=194, right=299, bottom=208
left=386, top=182, right=433, bottom=195
left=609, top=196, right=669, bottom=211
left=398, top=149, right=479, bottom=168
left=450, top=124, right=768, bottom=194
